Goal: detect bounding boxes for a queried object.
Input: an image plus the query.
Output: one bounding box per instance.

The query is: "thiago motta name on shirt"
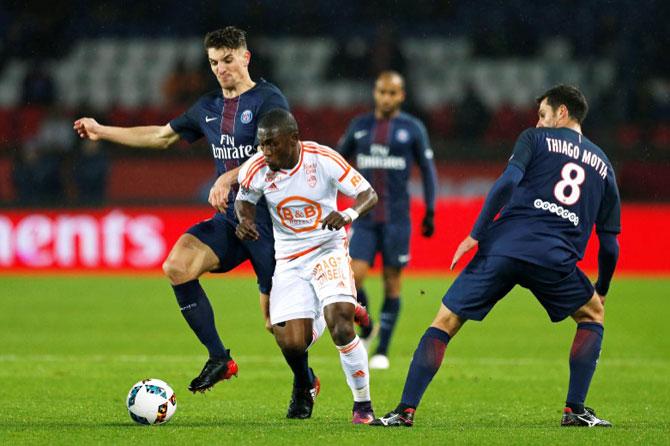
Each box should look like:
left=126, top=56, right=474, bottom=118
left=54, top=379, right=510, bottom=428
left=545, top=137, right=609, bottom=179
left=211, top=134, right=256, bottom=160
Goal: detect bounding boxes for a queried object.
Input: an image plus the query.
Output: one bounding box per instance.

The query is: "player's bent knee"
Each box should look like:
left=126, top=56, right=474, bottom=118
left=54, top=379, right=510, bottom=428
left=572, top=293, right=605, bottom=324
left=162, top=258, right=196, bottom=285
left=431, top=303, right=465, bottom=337
left=329, top=322, right=356, bottom=345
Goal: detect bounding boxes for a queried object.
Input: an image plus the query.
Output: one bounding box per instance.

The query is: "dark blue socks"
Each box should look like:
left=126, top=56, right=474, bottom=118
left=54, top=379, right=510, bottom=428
left=400, top=327, right=451, bottom=408
left=172, top=280, right=227, bottom=358
left=566, top=322, right=604, bottom=413
left=376, top=296, right=401, bottom=355
left=283, top=349, right=312, bottom=388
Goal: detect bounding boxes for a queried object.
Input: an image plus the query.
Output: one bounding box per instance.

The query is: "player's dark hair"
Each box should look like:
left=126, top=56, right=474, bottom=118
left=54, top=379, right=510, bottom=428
left=204, top=26, right=247, bottom=50
left=258, top=109, right=299, bottom=135
left=536, top=85, right=588, bottom=124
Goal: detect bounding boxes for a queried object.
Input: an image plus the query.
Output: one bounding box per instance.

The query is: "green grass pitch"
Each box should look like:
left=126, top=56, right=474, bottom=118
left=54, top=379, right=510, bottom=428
left=1, top=274, right=668, bottom=445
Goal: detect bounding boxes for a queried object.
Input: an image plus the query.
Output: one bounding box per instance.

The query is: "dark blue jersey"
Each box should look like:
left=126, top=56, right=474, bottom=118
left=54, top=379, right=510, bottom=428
left=478, top=127, right=621, bottom=271
left=169, top=80, right=289, bottom=222
left=337, top=112, right=437, bottom=224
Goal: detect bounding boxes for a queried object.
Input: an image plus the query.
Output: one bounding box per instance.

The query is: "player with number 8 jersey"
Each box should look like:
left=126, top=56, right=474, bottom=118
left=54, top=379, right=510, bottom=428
left=372, top=85, right=620, bottom=428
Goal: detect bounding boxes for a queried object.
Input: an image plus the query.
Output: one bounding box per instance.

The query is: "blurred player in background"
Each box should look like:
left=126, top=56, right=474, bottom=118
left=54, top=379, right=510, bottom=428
left=74, top=27, right=311, bottom=395
left=372, top=85, right=620, bottom=427
left=337, top=71, right=437, bottom=369
left=236, top=109, right=378, bottom=423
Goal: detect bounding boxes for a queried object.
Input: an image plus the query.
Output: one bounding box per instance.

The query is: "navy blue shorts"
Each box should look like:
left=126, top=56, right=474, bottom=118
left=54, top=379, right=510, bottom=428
left=349, top=220, right=411, bottom=268
left=442, top=254, right=594, bottom=322
left=186, top=215, right=275, bottom=294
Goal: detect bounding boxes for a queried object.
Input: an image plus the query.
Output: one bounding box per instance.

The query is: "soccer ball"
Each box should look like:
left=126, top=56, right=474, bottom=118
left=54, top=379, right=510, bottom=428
left=126, top=379, right=177, bottom=425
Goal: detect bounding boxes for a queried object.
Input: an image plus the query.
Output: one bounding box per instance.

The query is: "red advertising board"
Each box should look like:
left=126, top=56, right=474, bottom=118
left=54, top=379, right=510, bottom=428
left=0, top=201, right=668, bottom=274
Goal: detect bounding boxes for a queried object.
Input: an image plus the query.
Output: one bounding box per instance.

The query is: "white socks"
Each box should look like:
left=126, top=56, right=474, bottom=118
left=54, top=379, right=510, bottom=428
left=337, top=335, right=371, bottom=402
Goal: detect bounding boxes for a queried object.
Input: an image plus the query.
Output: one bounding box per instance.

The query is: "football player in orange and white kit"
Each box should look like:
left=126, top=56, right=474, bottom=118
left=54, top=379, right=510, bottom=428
left=235, top=109, right=378, bottom=424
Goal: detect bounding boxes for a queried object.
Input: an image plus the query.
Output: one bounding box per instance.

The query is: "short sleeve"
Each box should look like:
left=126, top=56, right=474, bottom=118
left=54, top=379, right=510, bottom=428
left=335, top=166, right=372, bottom=197
left=508, top=128, right=535, bottom=172
left=236, top=155, right=265, bottom=204
left=169, top=101, right=204, bottom=143
left=595, top=172, right=621, bottom=235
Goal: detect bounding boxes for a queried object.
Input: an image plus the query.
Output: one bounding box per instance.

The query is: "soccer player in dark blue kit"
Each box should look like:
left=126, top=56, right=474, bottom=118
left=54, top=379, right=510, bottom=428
left=372, top=85, right=620, bottom=427
left=74, top=28, right=322, bottom=407
left=337, top=71, right=437, bottom=370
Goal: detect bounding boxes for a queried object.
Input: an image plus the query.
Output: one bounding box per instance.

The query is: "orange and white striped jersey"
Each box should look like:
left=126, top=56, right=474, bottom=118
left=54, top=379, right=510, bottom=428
left=237, top=140, right=371, bottom=260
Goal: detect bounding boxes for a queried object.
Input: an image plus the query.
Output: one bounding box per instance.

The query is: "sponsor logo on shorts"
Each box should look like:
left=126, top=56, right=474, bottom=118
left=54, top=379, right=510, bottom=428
left=533, top=198, right=580, bottom=226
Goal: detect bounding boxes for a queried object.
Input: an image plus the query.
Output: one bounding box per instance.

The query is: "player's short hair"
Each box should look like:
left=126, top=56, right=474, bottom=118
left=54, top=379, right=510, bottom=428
left=376, top=70, right=405, bottom=89
left=258, top=109, right=299, bottom=135
left=204, top=26, right=247, bottom=50
left=536, top=85, right=589, bottom=124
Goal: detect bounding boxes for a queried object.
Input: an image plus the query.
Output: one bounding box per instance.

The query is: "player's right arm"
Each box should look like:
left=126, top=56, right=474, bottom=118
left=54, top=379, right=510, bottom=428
left=451, top=129, right=535, bottom=269
left=73, top=118, right=180, bottom=149
left=234, top=154, right=265, bottom=240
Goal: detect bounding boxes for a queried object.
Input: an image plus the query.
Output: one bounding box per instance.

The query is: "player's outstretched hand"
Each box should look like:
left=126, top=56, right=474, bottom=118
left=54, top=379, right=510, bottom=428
left=235, top=219, right=259, bottom=241
left=321, top=211, right=350, bottom=231
left=450, top=235, right=478, bottom=270
left=209, top=174, right=233, bottom=213
left=421, top=210, right=435, bottom=237
left=73, top=118, right=102, bottom=140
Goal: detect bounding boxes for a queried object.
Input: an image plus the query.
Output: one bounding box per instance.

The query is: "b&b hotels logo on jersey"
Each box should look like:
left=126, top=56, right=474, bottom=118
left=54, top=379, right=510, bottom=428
left=277, top=196, right=322, bottom=233
left=211, top=134, right=255, bottom=160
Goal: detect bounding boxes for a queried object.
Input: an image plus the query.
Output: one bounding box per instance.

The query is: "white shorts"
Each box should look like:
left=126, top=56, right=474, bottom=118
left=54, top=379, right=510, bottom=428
left=270, top=238, right=357, bottom=325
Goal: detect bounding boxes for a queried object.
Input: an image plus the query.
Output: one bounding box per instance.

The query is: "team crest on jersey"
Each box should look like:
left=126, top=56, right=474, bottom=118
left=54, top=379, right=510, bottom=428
left=240, top=109, right=253, bottom=124
left=304, top=162, right=317, bottom=188
left=396, top=129, right=410, bottom=143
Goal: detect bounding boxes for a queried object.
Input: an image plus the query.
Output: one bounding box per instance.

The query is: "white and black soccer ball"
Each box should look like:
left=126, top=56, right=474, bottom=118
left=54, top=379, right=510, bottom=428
left=126, top=379, right=177, bottom=425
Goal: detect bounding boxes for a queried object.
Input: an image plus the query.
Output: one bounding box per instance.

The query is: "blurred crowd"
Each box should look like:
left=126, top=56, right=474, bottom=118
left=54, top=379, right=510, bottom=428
left=0, top=1, right=668, bottom=205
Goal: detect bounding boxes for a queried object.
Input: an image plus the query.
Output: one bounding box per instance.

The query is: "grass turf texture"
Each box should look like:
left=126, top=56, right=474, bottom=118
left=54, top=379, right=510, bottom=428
left=1, top=275, right=668, bottom=445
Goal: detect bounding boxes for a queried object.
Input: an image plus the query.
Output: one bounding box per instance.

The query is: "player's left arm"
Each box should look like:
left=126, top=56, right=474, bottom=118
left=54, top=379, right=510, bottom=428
left=593, top=174, right=622, bottom=301
left=412, top=120, right=438, bottom=237
left=451, top=129, right=534, bottom=269
left=234, top=198, right=259, bottom=240
left=322, top=186, right=378, bottom=231
left=321, top=159, right=378, bottom=230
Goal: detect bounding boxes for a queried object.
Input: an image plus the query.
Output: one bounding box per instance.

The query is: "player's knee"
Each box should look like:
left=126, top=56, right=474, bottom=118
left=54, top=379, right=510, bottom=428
left=329, top=321, right=356, bottom=345
left=572, top=294, right=605, bottom=324
left=162, top=258, right=194, bottom=285
left=275, top=333, right=310, bottom=353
